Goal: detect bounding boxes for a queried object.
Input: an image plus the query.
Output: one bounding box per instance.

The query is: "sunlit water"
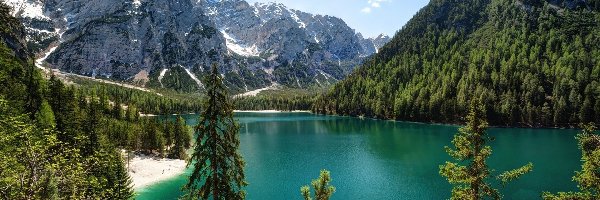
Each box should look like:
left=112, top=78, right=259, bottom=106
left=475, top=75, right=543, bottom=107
left=136, top=112, right=580, bottom=199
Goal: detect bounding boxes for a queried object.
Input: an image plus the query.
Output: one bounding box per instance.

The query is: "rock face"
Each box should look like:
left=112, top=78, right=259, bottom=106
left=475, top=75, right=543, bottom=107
left=370, top=34, right=392, bottom=53
left=7, top=0, right=390, bottom=93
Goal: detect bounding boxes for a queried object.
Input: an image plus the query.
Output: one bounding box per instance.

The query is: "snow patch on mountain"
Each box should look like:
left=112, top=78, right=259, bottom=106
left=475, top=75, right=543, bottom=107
left=132, top=0, right=141, bottom=8
left=184, top=68, right=204, bottom=88
left=5, top=0, right=49, bottom=20
left=220, top=30, right=260, bottom=57
left=289, top=10, right=306, bottom=28
left=234, top=83, right=280, bottom=98
left=317, top=70, right=337, bottom=81
left=35, top=46, right=58, bottom=69
left=158, top=69, right=168, bottom=87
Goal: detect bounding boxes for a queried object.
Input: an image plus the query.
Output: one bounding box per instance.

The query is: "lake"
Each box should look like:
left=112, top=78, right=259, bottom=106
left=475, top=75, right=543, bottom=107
left=136, top=112, right=581, bottom=199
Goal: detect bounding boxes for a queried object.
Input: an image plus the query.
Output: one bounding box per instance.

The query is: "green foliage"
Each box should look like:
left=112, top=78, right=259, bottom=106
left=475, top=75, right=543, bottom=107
left=0, top=3, right=139, bottom=199
left=184, top=63, right=247, bottom=200
left=543, top=123, right=599, bottom=199
left=109, top=153, right=135, bottom=200
left=232, top=88, right=318, bottom=111
left=497, top=162, right=534, bottom=185
left=313, top=0, right=600, bottom=127
left=169, top=116, right=192, bottom=160
left=300, top=170, right=336, bottom=200
left=160, top=65, right=202, bottom=93
left=0, top=98, right=87, bottom=199
left=141, top=119, right=166, bottom=156
left=440, top=100, right=533, bottom=199
left=35, top=100, right=56, bottom=128
left=73, top=76, right=204, bottom=115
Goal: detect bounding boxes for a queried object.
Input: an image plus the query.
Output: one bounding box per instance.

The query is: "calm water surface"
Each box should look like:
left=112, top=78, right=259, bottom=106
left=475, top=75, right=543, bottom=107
left=136, top=112, right=580, bottom=200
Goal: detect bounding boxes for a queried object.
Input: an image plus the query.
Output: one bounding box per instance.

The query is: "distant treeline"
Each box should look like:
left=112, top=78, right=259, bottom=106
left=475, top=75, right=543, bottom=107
left=233, top=95, right=314, bottom=111
left=232, top=88, right=319, bottom=111
left=74, top=78, right=204, bottom=115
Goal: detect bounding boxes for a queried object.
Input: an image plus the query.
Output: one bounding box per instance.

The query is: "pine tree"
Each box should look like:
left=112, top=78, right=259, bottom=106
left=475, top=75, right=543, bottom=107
left=83, top=93, right=102, bottom=156
left=170, top=116, right=191, bottom=159
left=110, top=153, right=134, bottom=200
left=35, top=100, right=56, bottom=129
left=112, top=99, right=124, bottom=120
left=439, top=100, right=533, bottom=200
left=300, top=170, right=336, bottom=200
left=184, top=63, right=247, bottom=200
left=542, top=123, right=599, bottom=200
left=142, top=120, right=165, bottom=156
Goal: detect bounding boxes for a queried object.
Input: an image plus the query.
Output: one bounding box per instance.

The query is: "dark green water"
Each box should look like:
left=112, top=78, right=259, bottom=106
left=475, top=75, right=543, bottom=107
left=136, top=112, right=581, bottom=200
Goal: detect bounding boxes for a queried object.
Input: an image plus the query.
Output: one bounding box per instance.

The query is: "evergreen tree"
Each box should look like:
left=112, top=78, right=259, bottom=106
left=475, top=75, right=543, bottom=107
left=170, top=116, right=191, bottom=159
left=440, top=100, right=533, bottom=199
left=300, top=170, right=336, bottom=200
left=163, top=120, right=174, bottom=150
left=112, top=99, right=124, bottom=120
left=83, top=93, right=102, bottom=156
left=542, top=123, right=599, bottom=200
left=110, top=153, right=135, bottom=200
left=142, top=120, right=165, bottom=156
left=47, top=76, right=82, bottom=145
left=35, top=99, right=56, bottom=129
left=184, top=63, right=247, bottom=200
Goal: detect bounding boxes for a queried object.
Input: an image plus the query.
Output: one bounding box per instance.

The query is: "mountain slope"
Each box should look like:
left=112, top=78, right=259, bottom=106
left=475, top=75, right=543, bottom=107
left=205, top=0, right=384, bottom=88
left=6, top=0, right=390, bottom=93
left=313, top=0, right=600, bottom=127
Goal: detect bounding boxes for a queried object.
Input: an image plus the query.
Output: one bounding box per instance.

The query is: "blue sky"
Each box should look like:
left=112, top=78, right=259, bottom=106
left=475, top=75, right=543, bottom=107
left=245, top=0, right=430, bottom=38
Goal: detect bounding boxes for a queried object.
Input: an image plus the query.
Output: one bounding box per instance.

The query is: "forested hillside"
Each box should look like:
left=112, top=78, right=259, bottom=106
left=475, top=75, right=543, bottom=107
left=0, top=1, right=193, bottom=198
left=313, top=0, right=600, bottom=127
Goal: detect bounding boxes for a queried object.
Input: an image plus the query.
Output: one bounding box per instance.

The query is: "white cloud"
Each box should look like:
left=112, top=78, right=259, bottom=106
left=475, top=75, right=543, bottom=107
left=362, top=0, right=390, bottom=14
left=360, top=7, right=372, bottom=13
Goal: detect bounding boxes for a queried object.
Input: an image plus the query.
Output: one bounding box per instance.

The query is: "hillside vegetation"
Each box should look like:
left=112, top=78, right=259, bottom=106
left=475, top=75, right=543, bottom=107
left=313, top=0, right=600, bottom=127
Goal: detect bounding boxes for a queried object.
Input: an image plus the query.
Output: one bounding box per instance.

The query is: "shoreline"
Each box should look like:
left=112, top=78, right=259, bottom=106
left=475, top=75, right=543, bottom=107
left=312, top=113, right=581, bottom=130
left=126, top=154, right=187, bottom=190
left=233, top=110, right=311, bottom=113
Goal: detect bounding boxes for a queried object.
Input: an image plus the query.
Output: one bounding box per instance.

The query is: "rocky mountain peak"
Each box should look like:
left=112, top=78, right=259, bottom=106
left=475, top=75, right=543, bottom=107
left=7, top=0, right=391, bottom=93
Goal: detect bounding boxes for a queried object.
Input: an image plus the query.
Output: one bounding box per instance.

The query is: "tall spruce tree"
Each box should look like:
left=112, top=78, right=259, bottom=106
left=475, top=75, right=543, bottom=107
left=542, top=123, right=599, bottom=200
left=440, top=100, right=533, bottom=199
left=184, top=63, right=247, bottom=200
left=109, top=152, right=134, bottom=200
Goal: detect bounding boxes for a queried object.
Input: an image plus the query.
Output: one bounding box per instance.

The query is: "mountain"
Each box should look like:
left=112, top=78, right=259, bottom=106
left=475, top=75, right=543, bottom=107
left=204, top=0, right=387, bottom=88
left=5, top=0, right=390, bottom=93
left=313, top=0, right=600, bottom=127
left=368, top=34, right=391, bottom=53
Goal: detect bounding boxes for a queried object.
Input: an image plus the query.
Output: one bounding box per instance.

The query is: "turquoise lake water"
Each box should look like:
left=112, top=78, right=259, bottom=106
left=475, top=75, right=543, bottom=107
left=136, top=112, right=581, bottom=199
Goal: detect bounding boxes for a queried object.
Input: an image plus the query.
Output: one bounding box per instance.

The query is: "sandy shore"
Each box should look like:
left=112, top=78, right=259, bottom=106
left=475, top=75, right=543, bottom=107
left=233, top=110, right=311, bottom=113
left=126, top=154, right=187, bottom=189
